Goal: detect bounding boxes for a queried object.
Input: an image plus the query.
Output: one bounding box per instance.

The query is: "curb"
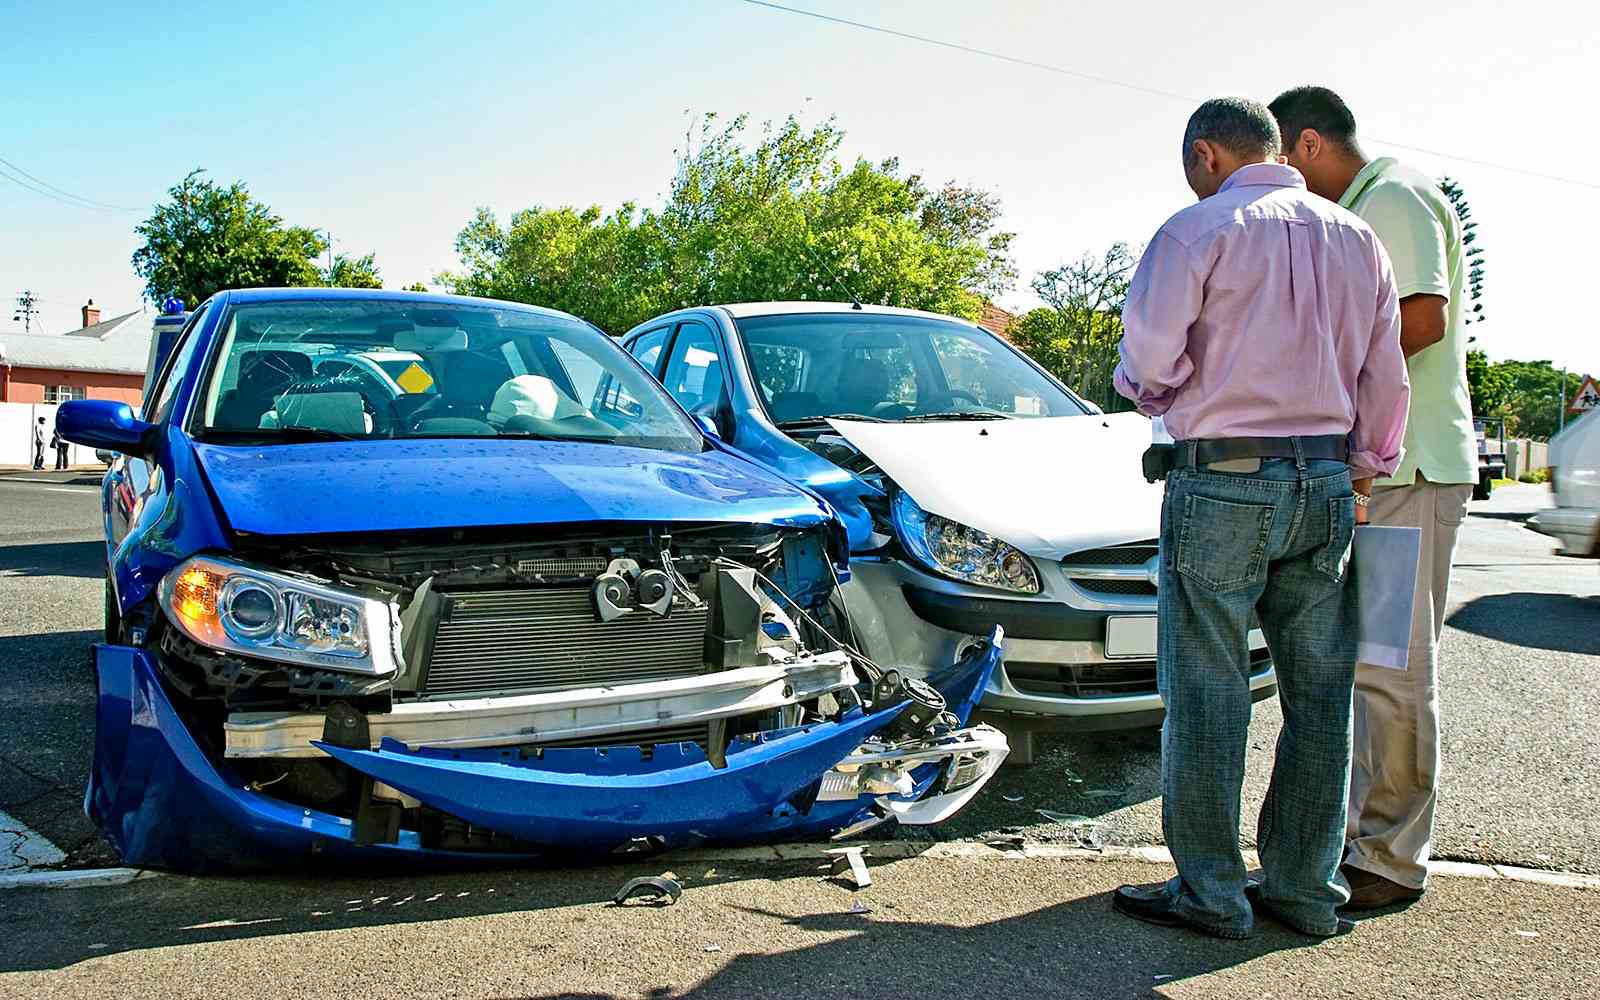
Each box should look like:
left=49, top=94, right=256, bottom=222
left=5, top=843, right=1595, bottom=892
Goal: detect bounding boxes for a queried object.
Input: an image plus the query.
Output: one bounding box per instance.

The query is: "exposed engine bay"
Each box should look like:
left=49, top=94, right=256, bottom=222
left=122, top=520, right=1007, bottom=859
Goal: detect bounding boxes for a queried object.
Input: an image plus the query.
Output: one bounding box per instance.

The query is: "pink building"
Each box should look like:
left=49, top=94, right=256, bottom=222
left=0, top=300, right=153, bottom=407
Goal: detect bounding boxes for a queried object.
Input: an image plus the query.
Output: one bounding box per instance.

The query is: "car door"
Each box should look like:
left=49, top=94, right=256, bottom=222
left=625, top=326, right=672, bottom=379
left=658, top=320, right=734, bottom=439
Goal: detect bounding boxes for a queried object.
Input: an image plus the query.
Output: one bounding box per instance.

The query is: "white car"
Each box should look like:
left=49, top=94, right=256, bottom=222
left=620, top=302, right=1277, bottom=763
left=1531, top=408, right=1600, bottom=556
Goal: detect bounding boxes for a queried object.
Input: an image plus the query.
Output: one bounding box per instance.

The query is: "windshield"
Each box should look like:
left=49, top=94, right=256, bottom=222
left=733, top=313, right=1088, bottom=425
left=197, top=299, right=702, bottom=451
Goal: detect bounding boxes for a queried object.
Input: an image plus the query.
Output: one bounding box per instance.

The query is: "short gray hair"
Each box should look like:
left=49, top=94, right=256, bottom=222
left=1182, top=97, right=1281, bottom=167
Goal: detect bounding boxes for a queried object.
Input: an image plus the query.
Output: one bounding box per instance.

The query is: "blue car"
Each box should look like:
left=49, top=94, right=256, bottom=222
left=59, top=288, right=1007, bottom=873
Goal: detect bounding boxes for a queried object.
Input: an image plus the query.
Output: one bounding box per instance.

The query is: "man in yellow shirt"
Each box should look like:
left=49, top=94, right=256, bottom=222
left=1270, top=86, right=1478, bottom=911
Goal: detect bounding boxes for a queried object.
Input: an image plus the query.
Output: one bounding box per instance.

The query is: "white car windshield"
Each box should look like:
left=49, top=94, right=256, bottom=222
left=197, top=299, right=702, bottom=452
left=734, top=313, right=1089, bottom=425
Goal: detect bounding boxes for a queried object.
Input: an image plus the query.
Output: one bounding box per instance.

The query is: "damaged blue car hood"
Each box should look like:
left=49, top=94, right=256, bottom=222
left=192, top=438, right=836, bottom=536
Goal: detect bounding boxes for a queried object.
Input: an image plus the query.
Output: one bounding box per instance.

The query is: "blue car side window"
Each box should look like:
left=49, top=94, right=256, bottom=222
left=144, top=303, right=209, bottom=423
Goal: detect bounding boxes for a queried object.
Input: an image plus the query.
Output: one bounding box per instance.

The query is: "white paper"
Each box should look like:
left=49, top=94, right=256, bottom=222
left=1353, top=525, right=1422, bottom=670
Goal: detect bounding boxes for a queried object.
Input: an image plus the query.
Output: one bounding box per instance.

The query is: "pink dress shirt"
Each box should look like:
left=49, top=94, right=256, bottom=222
left=1113, top=163, right=1409, bottom=481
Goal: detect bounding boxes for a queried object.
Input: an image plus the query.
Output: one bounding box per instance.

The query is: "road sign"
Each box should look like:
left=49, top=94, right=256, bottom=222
left=1569, top=376, right=1600, bottom=414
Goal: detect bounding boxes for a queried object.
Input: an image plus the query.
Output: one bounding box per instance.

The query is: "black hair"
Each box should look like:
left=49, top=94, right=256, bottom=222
left=1182, top=97, right=1282, bottom=167
left=1268, top=86, right=1360, bottom=154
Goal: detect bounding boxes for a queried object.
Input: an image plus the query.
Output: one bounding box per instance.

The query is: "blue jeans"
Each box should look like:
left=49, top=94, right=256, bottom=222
left=1157, top=456, right=1357, bottom=937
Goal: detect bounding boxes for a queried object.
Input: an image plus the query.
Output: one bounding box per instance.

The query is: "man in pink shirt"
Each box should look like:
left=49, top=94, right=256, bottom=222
left=1110, top=97, right=1409, bottom=939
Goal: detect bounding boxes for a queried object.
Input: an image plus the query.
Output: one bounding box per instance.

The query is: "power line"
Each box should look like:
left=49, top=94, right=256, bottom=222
left=739, top=0, right=1600, bottom=191
left=0, top=156, right=142, bottom=213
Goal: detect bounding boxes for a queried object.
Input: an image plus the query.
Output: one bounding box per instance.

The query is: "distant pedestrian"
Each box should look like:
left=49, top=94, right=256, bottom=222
left=1271, top=86, right=1478, bottom=912
left=32, top=417, right=46, bottom=470
left=52, top=421, right=69, bottom=470
left=1111, top=97, right=1409, bottom=938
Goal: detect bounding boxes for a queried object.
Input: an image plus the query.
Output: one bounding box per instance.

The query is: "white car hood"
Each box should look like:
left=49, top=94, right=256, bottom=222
left=828, top=412, right=1163, bottom=560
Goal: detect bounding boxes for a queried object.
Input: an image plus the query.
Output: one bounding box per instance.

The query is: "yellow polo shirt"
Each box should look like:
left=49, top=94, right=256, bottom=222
left=1340, top=157, right=1478, bottom=487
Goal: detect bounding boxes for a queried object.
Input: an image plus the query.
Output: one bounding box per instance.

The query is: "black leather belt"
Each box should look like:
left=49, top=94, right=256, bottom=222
left=1142, top=435, right=1349, bottom=481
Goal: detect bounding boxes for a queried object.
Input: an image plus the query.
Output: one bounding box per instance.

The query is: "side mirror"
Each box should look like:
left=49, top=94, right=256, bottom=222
left=57, top=400, right=156, bottom=458
left=690, top=411, right=722, bottom=441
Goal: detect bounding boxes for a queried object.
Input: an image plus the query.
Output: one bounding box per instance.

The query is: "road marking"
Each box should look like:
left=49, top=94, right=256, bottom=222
left=0, top=868, right=160, bottom=890
left=43, top=486, right=98, bottom=494
left=0, top=808, right=66, bottom=873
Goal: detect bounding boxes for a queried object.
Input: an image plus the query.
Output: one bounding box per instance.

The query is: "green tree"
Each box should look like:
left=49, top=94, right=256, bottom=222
left=132, top=169, right=327, bottom=307
left=322, top=252, right=383, bottom=289
left=402, top=282, right=429, bottom=293
left=440, top=114, right=1015, bottom=332
left=1494, top=359, right=1568, bottom=439
left=1438, top=176, right=1486, bottom=325
left=1465, top=349, right=1512, bottom=417
left=1006, top=243, right=1138, bottom=411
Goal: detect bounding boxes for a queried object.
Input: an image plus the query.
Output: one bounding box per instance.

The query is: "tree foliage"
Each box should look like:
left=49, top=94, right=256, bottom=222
left=322, top=252, right=383, bottom=289
left=1438, top=176, right=1486, bottom=324
left=132, top=169, right=387, bottom=305
left=440, top=115, right=1015, bottom=332
left=132, top=170, right=326, bottom=308
left=1005, top=243, right=1139, bottom=411
left=1465, top=349, right=1512, bottom=417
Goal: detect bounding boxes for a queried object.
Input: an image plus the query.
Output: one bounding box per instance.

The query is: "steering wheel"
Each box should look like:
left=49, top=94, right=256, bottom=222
left=870, top=401, right=914, bottom=420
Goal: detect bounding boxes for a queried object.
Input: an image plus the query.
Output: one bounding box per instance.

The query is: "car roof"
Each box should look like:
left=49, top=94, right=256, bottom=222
left=714, top=300, right=976, bottom=323
left=221, top=287, right=585, bottom=324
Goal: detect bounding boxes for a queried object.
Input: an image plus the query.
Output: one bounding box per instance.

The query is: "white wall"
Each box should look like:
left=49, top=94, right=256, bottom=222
left=0, top=401, right=97, bottom=468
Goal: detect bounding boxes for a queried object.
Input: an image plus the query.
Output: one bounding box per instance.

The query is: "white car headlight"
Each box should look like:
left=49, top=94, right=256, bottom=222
left=159, top=555, right=399, bottom=675
left=892, top=491, right=1040, bottom=594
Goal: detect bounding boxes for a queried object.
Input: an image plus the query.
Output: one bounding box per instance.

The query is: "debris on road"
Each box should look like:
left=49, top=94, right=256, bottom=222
left=611, top=876, right=682, bottom=907
left=848, top=900, right=872, bottom=914
left=825, top=846, right=872, bottom=889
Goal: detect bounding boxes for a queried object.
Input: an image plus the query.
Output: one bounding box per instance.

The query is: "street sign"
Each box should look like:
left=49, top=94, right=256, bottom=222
left=1569, top=376, right=1600, bottom=414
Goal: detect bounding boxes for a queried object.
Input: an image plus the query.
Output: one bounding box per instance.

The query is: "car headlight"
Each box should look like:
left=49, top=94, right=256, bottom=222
left=891, top=490, right=1040, bottom=594
left=160, top=555, right=400, bottom=675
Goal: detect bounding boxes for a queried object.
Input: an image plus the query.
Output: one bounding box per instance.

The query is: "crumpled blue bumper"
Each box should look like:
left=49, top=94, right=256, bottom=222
left=87, top=632, right=1004, bottom=873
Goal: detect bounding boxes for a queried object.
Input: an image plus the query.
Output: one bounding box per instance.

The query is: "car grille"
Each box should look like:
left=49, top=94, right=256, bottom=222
left=1060, top=541, right=1159, bottom=600
left=1008, top=646, right=1272, bottom=699
left=422, top=588, right=710, bottom=699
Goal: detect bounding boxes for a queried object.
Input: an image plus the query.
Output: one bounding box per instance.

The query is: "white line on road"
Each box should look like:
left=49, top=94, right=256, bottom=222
left=0, top=868, right=161, bottom=890
left=0, top=808, right=67, bottom=873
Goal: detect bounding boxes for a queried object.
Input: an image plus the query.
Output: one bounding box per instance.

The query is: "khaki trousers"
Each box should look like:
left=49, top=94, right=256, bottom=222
left=1345, top=475, right=1473, bottom=889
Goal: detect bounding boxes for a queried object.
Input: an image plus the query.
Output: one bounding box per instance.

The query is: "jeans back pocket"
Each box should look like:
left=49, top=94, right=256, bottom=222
left=1313, top=495, right=1356, bottom=582
left=1175, top=493, right=1275, bottom=593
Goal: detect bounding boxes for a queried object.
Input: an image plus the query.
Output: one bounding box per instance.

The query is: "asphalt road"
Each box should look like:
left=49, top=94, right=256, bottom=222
left=0, top=475, right=1595, bottom=876
left=3, top=855, right=1597, bottom=999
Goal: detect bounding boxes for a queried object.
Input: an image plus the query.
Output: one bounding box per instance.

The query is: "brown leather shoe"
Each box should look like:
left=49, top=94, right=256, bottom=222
left=1340, top=864, right=1424, bottom=911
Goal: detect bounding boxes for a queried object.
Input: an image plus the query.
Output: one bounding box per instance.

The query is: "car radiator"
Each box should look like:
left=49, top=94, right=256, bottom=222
left=421, top=587, right=711, bottom=699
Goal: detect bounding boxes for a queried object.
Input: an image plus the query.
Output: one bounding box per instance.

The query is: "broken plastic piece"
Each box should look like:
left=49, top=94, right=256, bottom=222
left=611, top=876, right=682, bottom=907
left=824, top=846, right=872, bottom=889
left=1001, top=793, right=1024, bottom=803
left=848, top=900, right=872, bottom=914
left=703, top=943, right=722, bottom=952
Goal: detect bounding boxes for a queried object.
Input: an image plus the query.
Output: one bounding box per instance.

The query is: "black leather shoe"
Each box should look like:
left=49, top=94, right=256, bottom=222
left=1245, top=882, right=1355, bottom=938
left=1112, top=884, right=1250, bottom=939
left=1339, top=864, right=1424, bottom=912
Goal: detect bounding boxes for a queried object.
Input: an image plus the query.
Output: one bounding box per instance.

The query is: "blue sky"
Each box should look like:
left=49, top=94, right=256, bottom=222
left=2, top=0, right=1594, bottom=375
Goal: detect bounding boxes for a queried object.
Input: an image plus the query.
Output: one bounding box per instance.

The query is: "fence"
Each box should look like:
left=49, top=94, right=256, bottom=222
left=0, top=402, right=98, bottom=468
left=1506, top=439, right=1550, bottom=480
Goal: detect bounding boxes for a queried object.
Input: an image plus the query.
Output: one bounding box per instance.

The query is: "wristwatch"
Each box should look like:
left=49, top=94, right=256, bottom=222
left=1353, top=492, right=1371, bottom=509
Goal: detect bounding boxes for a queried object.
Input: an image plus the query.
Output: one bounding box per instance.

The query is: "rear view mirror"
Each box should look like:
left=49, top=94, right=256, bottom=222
left=691, top=412, right=721, bottom=441
left=57, top=400, right=156, bottom=458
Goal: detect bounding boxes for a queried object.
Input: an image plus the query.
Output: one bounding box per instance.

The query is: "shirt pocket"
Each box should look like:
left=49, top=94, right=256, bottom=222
left=1176, top=494, right=1275, bottom=593
left=1313, top=495, right=1357, bottom=583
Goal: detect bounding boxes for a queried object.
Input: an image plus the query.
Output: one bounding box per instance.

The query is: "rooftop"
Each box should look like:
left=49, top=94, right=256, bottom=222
left=0, top=309, right=157, bottom=375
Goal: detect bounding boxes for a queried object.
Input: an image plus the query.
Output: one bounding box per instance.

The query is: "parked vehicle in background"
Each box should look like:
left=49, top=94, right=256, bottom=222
left=621, top=302, right=1276, bottom=764
left=1530, top=407, right=1600, bottom=556
left=56, top=288, right=1006, bottom=872
left=1474, top=416, right=1507, bottom=500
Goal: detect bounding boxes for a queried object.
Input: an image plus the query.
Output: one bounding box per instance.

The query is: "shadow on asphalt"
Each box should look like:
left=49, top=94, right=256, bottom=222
left=0, top=540, right=106, bottom=579
left=1468, top=510, right=1536, bottom=523
left=1446, top=592, right=1600, bottom=655
left=0, top=861, right=1326, bottom=995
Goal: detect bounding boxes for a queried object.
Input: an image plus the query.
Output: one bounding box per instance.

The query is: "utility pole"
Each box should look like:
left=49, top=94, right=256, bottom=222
left=1559, top=368, right=1568, bottom=433
left=12, top=290, right=40, bottom=333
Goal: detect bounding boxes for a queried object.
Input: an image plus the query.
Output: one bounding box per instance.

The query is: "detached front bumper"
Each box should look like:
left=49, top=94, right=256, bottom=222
left=87, top=633, right=1007, bottom=873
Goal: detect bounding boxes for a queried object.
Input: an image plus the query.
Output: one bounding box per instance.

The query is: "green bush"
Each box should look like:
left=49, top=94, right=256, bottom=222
left=1517, top=467, right=1551, bottom=484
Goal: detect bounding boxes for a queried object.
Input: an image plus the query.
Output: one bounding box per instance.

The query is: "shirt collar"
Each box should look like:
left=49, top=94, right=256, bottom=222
left=1339, top=157, right=1398, bottom=209
left=1219, top=162, right=1305, bottom=194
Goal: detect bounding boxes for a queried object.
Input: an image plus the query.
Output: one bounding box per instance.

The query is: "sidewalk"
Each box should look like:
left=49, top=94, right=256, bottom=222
left=2, top=850, right=1594, bottom=999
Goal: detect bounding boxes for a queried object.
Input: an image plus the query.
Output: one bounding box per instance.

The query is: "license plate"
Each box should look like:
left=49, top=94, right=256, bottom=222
left=1104, top=616, right=1158, bottom=659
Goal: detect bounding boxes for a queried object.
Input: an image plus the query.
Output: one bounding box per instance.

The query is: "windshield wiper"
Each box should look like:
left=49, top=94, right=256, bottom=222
left=496, top=430, right=620, bottom=444
left=776, top=412, right=890, bottom=429
left=901, top=410, right=1015, bottom=422
left=202, top=425, right=359, bottom=443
